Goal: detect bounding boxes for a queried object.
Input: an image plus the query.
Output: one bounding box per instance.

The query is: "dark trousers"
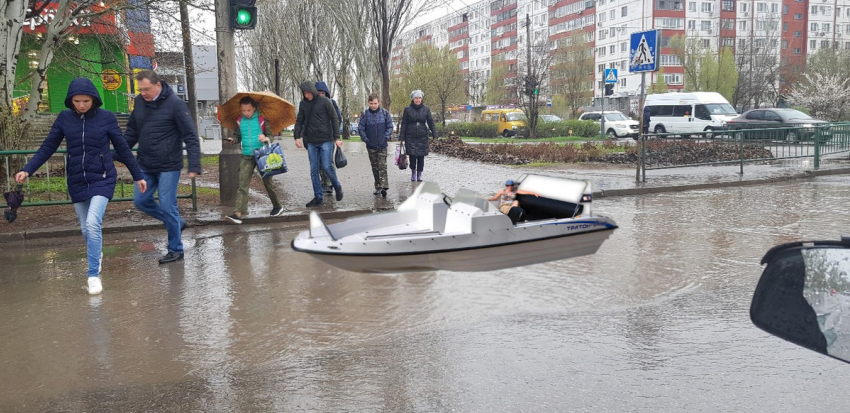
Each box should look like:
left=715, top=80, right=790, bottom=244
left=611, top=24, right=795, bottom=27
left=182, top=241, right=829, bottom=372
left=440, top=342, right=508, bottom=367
left=409, top=155, right=425, bottom=172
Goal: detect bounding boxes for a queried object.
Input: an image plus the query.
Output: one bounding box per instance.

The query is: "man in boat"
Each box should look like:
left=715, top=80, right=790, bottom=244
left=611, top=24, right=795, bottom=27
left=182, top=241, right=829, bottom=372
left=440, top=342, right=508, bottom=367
left=488, top=179, right=539, bottom=215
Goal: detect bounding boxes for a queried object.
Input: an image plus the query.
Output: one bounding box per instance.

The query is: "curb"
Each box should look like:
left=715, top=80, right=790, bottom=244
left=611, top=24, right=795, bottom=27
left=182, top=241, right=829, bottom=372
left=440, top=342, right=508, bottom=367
left=593, top=167, right=850, bottom=198
left=4, top=168, right=849, bottom=243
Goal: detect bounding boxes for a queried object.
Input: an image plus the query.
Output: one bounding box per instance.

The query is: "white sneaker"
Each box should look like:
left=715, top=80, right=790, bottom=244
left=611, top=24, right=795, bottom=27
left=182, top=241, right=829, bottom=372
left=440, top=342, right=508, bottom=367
left=87, top=277, right=103, bottom=295
left=98, top=252, right=103, bottom=275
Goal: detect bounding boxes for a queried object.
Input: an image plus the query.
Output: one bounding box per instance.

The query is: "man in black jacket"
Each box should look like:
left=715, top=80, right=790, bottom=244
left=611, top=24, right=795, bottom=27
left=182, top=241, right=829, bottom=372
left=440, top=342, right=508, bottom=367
left=125, top=70, right=202, bottom=264
left=294, top=81, right=343, bottom=207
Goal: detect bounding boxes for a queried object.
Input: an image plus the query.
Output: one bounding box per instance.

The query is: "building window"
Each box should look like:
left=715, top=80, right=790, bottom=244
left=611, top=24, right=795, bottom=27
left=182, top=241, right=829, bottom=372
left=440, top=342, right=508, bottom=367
left=701, top=2, right=712, bottom=12
left=598, top=63, right=605, bottom=73
left=721, top=37, right=735, bottom=47
left=739, top=38, right=747, bottom=48
left=794, top=13, right=802, bottom=20
left=740, top=2, right=748, bottom=12
left=771, top=3, right=778, bottom=13
left=659, top=54, right=682, bottom=66
left=824, top=23, right=831, bottom=32
left=620, top=78, right=626, bottom=87
left=783, top=5, right=788, bottom=14
left=782, top=40, right=788, bottom=49
left=655, top=0, right=684, bottom=11
left=689, top=2, right=697, bottom=11
left=811, top=23, right=818, bottom=31
left=794, top=31, right=802, bottom=37
left=810, top=5, right=818, bottom=14
left=739, top=21, right=747, bottom=30
left=783, top=22, right=788, bottom=32
left=621, top=6, right=628, bottom=16
left=663, top=73, right=683, bottom=84
left=688, top=20, right=696, bottom=30
left=721, top=19, right=734, bottom=30
left=701, top=39, right=710, bottom=48
left=701, top=20, right=712, bottom=31
left=757, top=2, right=766, bottom=12
left=810, top=40, right=817, bottom=49
left=621, top=42, right=628, bottom=52
left=794, top=48, right=801, bottom=54
left=722, top=0, right=735, bottom=12
left=822, top=40, right=829, bottom=48
left=655, top=18, right=684, bottom=29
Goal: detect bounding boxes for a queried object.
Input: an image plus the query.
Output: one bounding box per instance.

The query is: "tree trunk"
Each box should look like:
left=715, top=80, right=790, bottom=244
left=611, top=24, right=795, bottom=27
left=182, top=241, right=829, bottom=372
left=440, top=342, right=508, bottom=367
left=180, top=0, right=199, bottom=131
left=0, top=0, right=27, bottom=109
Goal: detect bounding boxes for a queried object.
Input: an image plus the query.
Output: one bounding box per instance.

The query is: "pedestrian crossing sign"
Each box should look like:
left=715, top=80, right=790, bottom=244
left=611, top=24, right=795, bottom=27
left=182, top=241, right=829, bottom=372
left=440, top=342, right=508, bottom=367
left=604, top=69, right=618, bottom=84
left=629, top=30, right=659, bottom=73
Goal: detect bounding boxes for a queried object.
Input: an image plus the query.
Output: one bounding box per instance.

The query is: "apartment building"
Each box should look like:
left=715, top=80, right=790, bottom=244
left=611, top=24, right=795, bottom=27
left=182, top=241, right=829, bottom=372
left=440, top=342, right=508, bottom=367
left=393, top=0, right=850, bottom=109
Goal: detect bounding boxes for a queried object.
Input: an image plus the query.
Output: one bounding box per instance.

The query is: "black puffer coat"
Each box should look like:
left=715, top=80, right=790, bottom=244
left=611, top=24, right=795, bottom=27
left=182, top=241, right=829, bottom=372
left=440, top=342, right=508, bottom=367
left=123, top=81, right=201, bottom=174
left=399, top=102, right=437, bottom=157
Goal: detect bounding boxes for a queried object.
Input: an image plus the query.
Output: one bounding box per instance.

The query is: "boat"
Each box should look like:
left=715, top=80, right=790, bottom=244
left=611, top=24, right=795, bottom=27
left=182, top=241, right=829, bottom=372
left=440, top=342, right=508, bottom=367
left=291, top=174, right=618, bottom=273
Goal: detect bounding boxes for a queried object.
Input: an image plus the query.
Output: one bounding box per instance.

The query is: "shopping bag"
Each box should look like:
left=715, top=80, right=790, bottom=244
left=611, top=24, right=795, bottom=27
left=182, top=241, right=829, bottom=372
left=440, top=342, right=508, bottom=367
left=397, top=144, right=408, bottom=170
left=334, top=146, right=348, bottom=168
left=253, top=142, right=287, bottom=179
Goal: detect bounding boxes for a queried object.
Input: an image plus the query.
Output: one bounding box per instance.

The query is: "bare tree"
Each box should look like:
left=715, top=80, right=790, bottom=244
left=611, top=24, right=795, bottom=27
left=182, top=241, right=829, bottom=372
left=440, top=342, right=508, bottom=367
left=550, top=32, right=592, bottom=119
left=369, top=0, right=439, bottom=110
left=515, top=13, right=555, bottom=139
left=786, top=72, right=850, bottom=121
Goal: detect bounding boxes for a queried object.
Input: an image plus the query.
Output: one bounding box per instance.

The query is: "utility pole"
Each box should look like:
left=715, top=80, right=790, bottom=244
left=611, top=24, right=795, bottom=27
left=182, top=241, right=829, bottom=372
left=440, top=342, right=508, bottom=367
left=216, top=0, right=239, bottom=206
left=179, top=0, right=198, bottom=130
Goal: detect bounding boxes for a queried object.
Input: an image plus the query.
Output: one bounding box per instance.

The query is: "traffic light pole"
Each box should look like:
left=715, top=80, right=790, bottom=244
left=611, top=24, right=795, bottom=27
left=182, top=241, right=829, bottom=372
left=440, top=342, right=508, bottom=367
left=601, top=92, right=605, bottom=138
left=216, top=0, right=240, bottom=206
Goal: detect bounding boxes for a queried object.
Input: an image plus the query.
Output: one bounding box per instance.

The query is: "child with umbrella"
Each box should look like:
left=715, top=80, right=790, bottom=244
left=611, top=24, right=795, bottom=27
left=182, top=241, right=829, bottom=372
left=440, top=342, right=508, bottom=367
left=15, top=78, right=147, bottom=295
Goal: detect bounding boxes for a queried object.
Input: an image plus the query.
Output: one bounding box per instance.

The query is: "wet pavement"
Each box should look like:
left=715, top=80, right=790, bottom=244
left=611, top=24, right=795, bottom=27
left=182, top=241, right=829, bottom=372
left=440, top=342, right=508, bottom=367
left=3, top=177, right=850, bottom=412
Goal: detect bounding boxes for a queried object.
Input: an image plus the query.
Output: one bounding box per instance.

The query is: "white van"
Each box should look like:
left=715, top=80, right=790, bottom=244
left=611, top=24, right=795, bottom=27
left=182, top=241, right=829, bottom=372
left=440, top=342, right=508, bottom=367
left=644, top=92, right=738, bottom=136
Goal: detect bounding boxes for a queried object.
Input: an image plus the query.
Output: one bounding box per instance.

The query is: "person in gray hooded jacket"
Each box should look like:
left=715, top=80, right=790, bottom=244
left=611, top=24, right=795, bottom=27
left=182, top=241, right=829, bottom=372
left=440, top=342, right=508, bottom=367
left=293, top=81, right=343, bottom=207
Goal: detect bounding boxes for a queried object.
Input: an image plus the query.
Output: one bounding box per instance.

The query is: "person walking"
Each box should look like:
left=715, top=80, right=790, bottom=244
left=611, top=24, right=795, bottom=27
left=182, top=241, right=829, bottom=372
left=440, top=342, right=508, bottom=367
left=15, top=78, right=147, bottom=295
left=358, top=94, right=393, bottom=197
left=293, top=81, right=343, bottom=207
left=315, top=81, right=341, bottom=195
left=398, top=90, right=437, bottom=182
left=124, top=70, right=201, bottom=264
left=224, top=96, right=283, bottom=224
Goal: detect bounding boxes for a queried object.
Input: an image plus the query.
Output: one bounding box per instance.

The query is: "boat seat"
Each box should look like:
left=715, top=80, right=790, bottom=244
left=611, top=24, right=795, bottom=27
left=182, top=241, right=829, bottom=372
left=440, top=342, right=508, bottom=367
left=516, top=194, right=583, bottom=221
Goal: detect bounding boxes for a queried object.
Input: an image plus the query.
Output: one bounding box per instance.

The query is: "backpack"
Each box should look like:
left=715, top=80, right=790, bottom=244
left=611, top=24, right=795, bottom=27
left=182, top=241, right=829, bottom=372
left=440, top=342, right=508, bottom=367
left=237, top=115, right=265, bottom=130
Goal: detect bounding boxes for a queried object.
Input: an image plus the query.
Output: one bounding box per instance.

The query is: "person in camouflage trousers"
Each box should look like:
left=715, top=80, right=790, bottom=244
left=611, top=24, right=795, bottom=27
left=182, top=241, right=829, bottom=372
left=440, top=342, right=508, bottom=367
left=358, top=95, right=393, bottom=197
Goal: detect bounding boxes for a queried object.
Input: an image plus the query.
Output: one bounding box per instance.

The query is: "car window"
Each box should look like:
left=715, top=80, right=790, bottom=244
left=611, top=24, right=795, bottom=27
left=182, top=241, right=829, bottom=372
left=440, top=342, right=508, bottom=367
left=695, top=105, right=712, bottom=120
left=650, top=105, right=673, bottom=116
left=604, top=113, right=628, bottom=121
left=672, top=105, right=691, bottom=117
left=764, top=111, right=782, bottom=122
left=776, top=109, right=813, bottom=120
left=746, top=110, right=765, bottom=121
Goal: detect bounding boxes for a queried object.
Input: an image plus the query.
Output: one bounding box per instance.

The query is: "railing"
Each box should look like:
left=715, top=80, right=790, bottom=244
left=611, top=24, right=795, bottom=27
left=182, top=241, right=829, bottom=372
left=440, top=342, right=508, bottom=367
left=0, top=149, right=198, bottom=211
left=638, top=123, right=850, bottom=182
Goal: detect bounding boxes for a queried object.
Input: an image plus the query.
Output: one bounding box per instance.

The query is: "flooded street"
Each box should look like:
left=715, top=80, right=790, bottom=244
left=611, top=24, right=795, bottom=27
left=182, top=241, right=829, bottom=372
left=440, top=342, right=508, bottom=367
left=3, top=177, right=850, bottom=412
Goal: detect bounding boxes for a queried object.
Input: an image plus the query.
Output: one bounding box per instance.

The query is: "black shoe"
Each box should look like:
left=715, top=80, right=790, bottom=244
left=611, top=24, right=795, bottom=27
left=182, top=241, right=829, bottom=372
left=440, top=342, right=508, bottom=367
left=180, top=219, right=187, bottom=230
left=270, top=207, right=284, bottom=217
left=158, top=251, right=184, bottom=264
left=306, top=197, right=323, bottom=207
left=225, top=214, right=242, bottom=224
left=373, top=189, right=382, bottom=195
left=323, top=186, right=334, bottom=194
left=334, top=186, right=343, bottom=201
left=381, top=188, right=387, bottom=198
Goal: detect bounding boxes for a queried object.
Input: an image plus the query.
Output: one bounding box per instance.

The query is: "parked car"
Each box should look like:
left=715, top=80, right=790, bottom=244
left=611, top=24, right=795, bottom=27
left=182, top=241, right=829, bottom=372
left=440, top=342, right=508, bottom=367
left=727, top=108, right=830, bottom=142
left=349, top=122, right=359, bottom=135
left=540, top=114, right=563, bottom=122
left=644, top=91, right=737, bottom=137
left=578, top=111, right=639, bottom=139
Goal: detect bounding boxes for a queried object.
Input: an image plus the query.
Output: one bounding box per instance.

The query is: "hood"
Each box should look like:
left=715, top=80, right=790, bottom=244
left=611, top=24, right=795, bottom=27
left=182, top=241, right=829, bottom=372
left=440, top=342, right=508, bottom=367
left=300, top=81, right=319, bottom=99
left=156, top=80, right=174, bottom=102
left=64, top=78, right=103, bottom=110
left=315, top=81, right=332, bottom=98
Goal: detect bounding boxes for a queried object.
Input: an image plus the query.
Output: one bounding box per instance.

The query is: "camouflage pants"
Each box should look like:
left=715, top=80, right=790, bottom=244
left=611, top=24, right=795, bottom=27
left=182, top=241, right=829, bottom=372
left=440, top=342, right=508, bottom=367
left=367, top=147, right=388, bottom=189
left=319, top=157, right=337, bottom=190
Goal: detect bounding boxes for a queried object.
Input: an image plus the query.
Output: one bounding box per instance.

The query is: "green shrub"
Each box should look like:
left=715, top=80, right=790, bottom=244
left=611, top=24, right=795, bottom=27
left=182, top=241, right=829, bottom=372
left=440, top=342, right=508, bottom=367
left=535, top=120, right=599, bottom=138
left=436, top=122, right=500, bottom=138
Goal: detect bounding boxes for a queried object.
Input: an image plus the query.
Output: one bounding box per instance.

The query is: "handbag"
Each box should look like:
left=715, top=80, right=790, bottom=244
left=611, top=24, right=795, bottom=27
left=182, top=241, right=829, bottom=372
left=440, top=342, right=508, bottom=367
left=253, top=142, right=287, bottom=179
left=397, top=144, right=408, bottom=170
left=334, top=146, right=348, bottom=168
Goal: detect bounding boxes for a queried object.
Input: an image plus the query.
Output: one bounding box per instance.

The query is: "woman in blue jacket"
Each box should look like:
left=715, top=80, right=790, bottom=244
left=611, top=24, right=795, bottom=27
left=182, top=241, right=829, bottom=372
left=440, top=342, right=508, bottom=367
left=15, top=78, right=147, bottom=295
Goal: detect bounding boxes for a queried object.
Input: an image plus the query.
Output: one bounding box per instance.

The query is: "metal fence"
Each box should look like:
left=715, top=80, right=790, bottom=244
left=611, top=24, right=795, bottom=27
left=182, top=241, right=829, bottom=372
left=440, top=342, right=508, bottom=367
left=639, top=123, right=850, bottom=182
left=0, top=149, right=197, bottom=210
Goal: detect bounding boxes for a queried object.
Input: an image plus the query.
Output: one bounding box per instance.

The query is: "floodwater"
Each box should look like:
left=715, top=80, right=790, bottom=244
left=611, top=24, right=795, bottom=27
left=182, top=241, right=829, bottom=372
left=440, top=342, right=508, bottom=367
left=3, top=177, right=850, bottom=412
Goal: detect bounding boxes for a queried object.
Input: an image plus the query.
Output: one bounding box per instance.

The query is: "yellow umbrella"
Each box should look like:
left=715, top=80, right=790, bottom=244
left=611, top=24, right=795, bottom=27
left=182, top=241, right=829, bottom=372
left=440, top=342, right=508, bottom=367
left=218, top=91, right=296, bottom=136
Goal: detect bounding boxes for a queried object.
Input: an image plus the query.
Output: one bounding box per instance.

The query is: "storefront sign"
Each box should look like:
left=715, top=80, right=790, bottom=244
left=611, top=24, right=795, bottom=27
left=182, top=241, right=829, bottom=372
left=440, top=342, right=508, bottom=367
left=101, top=69, right=122, bottom=91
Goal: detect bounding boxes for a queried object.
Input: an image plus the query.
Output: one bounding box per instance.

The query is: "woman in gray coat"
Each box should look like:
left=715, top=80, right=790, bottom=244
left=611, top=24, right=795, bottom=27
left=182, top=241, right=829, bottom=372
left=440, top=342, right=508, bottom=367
left=398, top=90, right=437, bottom=182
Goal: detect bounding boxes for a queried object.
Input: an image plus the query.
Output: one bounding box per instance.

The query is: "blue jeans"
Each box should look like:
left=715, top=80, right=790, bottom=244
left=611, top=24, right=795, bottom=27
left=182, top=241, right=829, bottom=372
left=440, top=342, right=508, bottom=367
left=307, top=141, right=340, bottom=199
left=74, top=195, right=109, bottom=277
left=134, top=170, right=183, bottom=254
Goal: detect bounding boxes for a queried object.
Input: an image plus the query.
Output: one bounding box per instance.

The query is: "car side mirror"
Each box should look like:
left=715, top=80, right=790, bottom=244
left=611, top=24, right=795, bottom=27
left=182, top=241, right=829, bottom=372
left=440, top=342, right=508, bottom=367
left=751, top=238, right=850, bottom=364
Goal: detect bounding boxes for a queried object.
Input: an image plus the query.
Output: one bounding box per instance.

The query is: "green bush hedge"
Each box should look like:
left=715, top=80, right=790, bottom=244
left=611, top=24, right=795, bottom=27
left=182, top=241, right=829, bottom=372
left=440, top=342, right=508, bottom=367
left=435, top=120, right=600, bottom=138
left=436, top=122, right=500, bottom=138
left=535, top=120, right=600, bottom=138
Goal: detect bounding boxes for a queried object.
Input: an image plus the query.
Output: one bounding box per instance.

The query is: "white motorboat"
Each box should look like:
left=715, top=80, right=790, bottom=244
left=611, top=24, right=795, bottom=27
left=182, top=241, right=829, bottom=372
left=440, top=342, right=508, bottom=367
left=291, top=174, right=618, bottom=273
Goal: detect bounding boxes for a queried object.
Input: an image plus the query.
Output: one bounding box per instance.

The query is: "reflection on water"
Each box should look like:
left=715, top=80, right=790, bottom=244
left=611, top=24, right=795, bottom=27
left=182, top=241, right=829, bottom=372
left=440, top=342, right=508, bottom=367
left=2, top=178, right=850, bottom=411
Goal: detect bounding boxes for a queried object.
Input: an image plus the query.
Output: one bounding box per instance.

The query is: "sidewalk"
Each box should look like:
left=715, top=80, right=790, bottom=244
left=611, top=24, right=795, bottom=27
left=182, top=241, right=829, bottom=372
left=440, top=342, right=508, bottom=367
left=3, top=138, right=849, bottom=243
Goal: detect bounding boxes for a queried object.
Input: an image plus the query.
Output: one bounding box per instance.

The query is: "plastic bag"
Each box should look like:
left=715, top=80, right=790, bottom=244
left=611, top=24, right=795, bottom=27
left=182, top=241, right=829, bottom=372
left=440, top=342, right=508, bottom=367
left=334, top=146, right=348, bottom=168
left=253, top=143, right=287, bottom=179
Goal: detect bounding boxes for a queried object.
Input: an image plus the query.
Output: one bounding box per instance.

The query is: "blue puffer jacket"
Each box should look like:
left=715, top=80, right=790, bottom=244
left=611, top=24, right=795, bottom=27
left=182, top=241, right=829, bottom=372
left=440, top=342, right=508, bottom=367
left=358, top=107, right=393, bottom=149
left=23, top=78, right=143, bottom=203
left=123, top=81, right=201, bottom=174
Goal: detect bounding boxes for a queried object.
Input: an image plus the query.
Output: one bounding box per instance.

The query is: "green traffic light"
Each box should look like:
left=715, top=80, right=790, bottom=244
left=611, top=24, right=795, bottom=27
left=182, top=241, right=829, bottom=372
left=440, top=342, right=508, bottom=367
left=236, top=8, right=253, bottom=26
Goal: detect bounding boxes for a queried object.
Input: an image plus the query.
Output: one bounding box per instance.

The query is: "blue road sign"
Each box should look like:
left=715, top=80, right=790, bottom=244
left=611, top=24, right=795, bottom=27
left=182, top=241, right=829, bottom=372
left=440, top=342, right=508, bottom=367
left=629, top=30, right=659, bottom=73
left=604, top=68, right=618, bottom=84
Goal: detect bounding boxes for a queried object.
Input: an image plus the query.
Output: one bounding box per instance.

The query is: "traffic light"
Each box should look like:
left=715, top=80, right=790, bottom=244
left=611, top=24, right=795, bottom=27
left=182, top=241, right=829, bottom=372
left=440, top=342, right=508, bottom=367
left=231, top=0, right=257, bottom=30
left=604, top=83, right=614, bottom=96
left=524, top=76, right=539, bottom=96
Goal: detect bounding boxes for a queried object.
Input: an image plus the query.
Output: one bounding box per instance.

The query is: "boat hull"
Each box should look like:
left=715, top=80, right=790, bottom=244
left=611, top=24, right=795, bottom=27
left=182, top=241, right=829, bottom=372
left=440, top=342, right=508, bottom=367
left=292, top=226, right=616, bottom=273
